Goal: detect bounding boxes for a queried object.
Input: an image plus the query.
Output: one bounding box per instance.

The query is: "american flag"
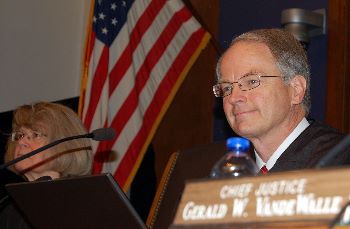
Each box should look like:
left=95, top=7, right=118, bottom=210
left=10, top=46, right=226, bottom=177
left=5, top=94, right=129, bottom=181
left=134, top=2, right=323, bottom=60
left=79, top=0, right=210, bottom=190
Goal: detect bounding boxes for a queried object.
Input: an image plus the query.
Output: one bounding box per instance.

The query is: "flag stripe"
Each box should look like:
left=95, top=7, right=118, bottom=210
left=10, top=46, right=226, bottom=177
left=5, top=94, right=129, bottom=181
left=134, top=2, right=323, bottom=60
left=95, top=2, right=191, bottom=175
left=82, top=38, right=107, bottom=125
left=115, top=29, right=208, bottom=188
left=103, top=16, right=204, bottom=182
left=99, top=6, right=195, bottom=176
left=83, top=0, right=135, bottom=130
left=83, top=45, right=109, bottom=131
left=108, top=7, right=191, bottom=147
left=108, top=0, right=167, bottom=92
left=107, top=0, right=183, bottom=123
left=80, top=0, right=210, bottom=189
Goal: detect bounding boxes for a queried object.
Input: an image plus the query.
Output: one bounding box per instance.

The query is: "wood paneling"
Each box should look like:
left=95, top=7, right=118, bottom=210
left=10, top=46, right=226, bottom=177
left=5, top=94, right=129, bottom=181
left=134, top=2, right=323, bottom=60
left=326, top=0, right=350, bottom=133
left=152, top=0, right=219, bottom=183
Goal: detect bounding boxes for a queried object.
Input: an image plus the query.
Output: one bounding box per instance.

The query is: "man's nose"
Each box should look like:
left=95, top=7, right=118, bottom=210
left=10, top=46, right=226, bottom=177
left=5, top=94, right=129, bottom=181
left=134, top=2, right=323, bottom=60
left=226, top=85, right=246, bottom=103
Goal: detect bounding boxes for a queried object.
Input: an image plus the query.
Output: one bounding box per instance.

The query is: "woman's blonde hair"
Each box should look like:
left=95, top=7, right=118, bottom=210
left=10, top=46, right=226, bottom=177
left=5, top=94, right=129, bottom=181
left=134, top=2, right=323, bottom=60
left=5, top=102, right=93, bottom=177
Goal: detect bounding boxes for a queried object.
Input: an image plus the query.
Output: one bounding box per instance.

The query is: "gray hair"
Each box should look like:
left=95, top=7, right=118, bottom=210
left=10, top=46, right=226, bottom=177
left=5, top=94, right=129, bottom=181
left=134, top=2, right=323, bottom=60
left=216, top=28, right=311, bottom=115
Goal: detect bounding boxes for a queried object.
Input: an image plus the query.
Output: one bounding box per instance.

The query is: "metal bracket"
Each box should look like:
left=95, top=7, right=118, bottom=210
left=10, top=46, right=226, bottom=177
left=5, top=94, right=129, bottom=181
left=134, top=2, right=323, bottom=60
left=281, top=8, right=326, bottom=45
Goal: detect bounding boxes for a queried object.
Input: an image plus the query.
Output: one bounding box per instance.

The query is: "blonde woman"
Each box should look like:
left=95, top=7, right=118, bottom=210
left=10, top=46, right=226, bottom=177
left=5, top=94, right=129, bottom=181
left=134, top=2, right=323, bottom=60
left=0, top=102, right=93, bottom=228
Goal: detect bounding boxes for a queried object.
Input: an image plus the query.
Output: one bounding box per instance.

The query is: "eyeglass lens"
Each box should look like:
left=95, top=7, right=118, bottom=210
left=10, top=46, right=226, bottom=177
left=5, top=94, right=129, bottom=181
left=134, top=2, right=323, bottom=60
left=11, top=131, right=45, bottom=141
left=213, top=74, right=261, bottom=97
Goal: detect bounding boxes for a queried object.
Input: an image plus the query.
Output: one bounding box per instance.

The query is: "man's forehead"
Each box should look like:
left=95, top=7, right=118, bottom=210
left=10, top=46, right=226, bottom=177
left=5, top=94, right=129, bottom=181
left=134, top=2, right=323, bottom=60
left=221, top=42, right=275, bottom=70
left=228, top=40, right=271, bottom=54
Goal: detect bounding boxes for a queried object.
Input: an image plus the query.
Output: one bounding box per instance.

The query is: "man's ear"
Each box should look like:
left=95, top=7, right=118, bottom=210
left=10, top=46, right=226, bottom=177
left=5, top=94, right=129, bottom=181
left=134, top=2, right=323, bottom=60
left=290, top=75, right=307, bottom=105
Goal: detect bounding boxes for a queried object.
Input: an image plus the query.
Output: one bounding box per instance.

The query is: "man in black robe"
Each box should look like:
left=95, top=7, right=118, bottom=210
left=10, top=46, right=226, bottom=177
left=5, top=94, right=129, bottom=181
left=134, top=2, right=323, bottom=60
left=214, top=28, right=350, bottom=171
left=148, top=28, right=350, bottom=229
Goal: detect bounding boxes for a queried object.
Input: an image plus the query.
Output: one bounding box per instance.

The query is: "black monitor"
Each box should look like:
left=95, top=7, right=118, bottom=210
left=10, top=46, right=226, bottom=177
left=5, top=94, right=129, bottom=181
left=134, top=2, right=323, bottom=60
left=5, top=173, right=147, bottom=229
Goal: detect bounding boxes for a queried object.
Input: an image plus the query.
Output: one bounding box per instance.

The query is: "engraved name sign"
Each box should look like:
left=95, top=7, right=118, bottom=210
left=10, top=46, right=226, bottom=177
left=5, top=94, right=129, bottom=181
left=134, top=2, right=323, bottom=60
left=172, top=167, right=350, bottom=228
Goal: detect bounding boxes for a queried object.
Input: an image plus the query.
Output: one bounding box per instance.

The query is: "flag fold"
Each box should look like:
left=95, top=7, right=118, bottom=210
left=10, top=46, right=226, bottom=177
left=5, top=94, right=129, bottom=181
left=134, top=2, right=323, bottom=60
left=79, top=0, right=210, bottom=191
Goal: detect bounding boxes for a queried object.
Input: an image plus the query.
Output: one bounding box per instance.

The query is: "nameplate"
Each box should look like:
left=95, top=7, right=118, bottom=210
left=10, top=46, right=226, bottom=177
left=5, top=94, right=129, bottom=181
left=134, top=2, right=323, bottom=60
left=172, top=167, right=350, bottom=227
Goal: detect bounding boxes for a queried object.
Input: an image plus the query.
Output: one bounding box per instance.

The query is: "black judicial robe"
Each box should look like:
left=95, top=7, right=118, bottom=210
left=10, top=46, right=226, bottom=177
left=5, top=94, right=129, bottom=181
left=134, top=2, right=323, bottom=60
left=0, top=170, right=30, bottom=229
left=0, top=168, right=25, bottom=200
left=268, top=120, right=350, bottom=172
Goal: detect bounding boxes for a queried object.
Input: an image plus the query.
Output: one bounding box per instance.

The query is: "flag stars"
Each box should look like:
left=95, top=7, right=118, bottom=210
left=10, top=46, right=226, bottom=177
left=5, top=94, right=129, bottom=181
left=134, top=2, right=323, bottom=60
left=111, top=2, right=117, bottom=10
left=111, top=18, right=118, bottom=26
left=99, top=12, right=106, bottom=20
left=92, top=0, right=131, bottom=45
left=101, top=27, right=108, bottom=34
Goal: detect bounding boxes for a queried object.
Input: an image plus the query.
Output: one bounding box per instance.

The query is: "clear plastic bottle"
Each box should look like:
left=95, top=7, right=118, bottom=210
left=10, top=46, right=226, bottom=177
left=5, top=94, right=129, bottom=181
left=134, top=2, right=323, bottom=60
left=209, top=137, right=259, bottom=178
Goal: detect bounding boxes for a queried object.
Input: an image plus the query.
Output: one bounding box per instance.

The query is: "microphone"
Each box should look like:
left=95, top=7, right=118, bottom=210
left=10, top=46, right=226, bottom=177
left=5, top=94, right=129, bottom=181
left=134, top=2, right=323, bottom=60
left=316, top=133, right=350, bottom=168
left=0, top=127, right=116, bottom=170
left=88, top=127, right=116, bottom=141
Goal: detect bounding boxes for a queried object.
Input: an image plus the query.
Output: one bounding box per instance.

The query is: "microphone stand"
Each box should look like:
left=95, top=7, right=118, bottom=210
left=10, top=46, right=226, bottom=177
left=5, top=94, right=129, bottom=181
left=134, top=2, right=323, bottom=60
left=0, top=133, right=92, bottom=170
left=316, top=133, right=350, bottom=168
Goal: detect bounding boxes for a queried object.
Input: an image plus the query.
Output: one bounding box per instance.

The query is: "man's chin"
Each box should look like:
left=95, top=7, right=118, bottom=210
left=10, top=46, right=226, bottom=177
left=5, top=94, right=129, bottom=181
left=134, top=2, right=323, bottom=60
left=232, top=126, right=256, bottom=139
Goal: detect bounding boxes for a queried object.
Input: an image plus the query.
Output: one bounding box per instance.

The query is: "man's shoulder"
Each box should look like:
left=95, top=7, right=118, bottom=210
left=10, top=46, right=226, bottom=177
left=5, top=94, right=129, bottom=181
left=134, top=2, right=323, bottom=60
left=294, top=119, right=346, bottom=156
left=272, top=120, right=349, bottom=171
left=303, top=119, right=344, bottom=140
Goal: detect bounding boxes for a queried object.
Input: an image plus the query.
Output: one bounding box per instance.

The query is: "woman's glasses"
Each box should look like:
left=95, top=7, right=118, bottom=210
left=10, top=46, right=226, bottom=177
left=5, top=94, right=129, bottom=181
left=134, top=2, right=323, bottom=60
left=11, top=130, right=47, bottom=142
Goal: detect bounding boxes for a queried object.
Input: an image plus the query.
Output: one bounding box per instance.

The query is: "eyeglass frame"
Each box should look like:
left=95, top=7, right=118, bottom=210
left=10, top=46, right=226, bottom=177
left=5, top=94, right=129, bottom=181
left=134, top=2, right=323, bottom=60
left=213, top=74, right=281, bottom=98
left=11, top=130, right=47, bottom=142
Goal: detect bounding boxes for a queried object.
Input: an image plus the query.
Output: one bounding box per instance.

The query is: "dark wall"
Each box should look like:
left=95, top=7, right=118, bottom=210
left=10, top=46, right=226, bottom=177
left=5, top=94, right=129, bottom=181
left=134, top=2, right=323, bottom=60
left=0, top=110, right=13, bottom=164
left=214, top=0, right=327, bottom=140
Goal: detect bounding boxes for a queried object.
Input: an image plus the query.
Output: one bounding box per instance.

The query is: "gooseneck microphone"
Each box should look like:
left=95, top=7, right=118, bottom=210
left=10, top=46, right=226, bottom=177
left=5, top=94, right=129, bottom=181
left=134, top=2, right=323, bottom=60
left=316, top=133, right=350, bottom=168
left=88, top=127, right=116, bottom=141
left=0, top=127, right=116, bottom=170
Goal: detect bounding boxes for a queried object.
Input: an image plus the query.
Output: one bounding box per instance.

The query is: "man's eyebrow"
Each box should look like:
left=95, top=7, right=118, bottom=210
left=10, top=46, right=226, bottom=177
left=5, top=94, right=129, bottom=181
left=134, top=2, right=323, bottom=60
left=242, top=71, right=261, bottom=77
left=217, top=79, right=232, bottom=83
left=236, top=71, right=264, bottom=79
left=218, top=71, right=263, bottom=82
left=218, top=78, right=240, bottom=85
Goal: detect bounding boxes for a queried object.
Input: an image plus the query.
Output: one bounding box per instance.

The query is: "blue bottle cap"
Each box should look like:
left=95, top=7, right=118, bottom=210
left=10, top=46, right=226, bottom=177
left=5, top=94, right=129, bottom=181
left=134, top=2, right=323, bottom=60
left=226, top=137, right=250, bottom=151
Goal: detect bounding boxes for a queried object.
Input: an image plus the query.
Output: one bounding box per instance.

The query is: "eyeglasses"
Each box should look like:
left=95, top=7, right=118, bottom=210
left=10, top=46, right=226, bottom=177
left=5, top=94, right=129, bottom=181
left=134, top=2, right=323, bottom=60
left=11, top=130, right=47, bottom=142
left=213, top=74, right=280, bottom=97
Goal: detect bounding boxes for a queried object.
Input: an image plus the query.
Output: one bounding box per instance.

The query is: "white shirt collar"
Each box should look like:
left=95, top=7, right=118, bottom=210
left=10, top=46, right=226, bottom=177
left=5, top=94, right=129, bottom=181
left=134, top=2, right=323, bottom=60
left=255, top=117, right=310, bottom=170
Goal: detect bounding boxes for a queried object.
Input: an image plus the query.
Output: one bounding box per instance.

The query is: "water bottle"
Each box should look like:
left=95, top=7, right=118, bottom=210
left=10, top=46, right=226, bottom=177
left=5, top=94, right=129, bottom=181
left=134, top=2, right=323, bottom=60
left=209, top=137, right=259, bottom=178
